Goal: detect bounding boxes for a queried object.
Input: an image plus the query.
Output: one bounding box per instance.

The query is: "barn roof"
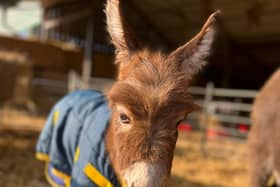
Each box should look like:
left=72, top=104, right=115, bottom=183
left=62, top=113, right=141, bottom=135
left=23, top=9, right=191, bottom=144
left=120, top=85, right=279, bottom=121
left=8, top=0, right=278, bottom=88
left=134, top=0, right=280, bottom=45
left=39, top=0, right=280, bottom=47
left=130, top=0, right=280, bottom=69
left=42, top=0, right=280, bottom=43
left=125, top=0, right=279, bottom=89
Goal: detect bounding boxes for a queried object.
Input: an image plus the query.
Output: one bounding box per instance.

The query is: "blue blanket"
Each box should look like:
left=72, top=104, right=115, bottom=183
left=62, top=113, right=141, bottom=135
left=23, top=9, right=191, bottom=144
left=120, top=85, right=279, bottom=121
left=36, top=90, right=122, bottom=187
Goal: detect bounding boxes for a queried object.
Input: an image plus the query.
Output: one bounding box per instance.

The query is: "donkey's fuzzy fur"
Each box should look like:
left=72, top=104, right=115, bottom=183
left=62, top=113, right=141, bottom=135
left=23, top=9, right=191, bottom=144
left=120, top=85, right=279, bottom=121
left=104, top=0, right=219, bottom=186
left=36, top=0, right=219, bottom=186
left=248, top=69, right=280, bottom=187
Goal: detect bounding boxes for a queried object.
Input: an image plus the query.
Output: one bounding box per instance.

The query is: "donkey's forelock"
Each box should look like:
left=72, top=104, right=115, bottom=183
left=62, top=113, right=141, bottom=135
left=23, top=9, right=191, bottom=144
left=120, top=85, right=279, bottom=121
left=108, top=61, right=198, bottom=121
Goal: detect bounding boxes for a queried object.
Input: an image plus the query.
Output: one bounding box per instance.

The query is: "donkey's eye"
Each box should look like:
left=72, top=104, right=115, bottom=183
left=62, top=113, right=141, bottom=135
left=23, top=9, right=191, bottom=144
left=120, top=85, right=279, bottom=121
left=119, top=113, right=130, bottom=124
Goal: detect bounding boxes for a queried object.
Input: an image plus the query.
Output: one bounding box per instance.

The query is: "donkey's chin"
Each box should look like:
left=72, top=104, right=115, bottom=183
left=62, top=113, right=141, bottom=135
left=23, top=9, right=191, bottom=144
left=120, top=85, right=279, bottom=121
left=122, top=161, right=167, bottom=187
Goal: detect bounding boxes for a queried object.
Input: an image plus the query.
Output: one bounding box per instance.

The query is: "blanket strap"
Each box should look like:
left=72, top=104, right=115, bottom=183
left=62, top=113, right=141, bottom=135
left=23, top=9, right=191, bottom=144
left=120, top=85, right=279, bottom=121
left=84, top=163, right=114, bottom=187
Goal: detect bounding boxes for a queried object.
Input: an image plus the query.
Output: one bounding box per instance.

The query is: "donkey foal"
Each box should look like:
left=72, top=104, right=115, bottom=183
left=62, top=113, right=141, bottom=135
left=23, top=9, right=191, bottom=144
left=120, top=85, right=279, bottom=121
left=36, top=0, right=219, bottom=186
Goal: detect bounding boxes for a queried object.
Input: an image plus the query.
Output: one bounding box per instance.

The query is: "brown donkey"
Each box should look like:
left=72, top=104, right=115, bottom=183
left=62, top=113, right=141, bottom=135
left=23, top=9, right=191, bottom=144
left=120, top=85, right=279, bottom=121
left=105, top=0, right=219, bottom=186
left=36, top=0, right=219, bottom=187
left=248, top=69, right=280, bottom=187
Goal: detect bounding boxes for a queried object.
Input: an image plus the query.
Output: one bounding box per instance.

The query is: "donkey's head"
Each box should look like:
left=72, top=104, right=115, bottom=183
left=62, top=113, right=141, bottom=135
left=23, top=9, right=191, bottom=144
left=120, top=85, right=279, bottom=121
left=105, top=0, right=219, bottom=186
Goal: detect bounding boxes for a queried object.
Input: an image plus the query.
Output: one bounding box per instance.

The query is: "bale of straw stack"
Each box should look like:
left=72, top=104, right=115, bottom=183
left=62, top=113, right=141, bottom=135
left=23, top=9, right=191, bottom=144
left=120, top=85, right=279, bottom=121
left=0, top=51, right=35, bottom=111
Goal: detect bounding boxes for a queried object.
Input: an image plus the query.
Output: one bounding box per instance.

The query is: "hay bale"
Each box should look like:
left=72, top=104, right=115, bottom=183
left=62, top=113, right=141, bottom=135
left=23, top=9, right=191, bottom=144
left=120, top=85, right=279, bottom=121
left=0, top=51, right=35, bottom=111
left=0, top=51, right=25, bottom=101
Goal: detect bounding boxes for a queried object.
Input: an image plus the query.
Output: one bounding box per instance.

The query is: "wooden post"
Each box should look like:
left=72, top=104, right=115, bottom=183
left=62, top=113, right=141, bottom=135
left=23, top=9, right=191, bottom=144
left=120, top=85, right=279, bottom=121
left=40, top=8, right=50, bottom=41
left=200, top=82, right=214, bottom=157
left=68, top=70, right=77, bottom=93
left=81, top=16, right=94, bottom=89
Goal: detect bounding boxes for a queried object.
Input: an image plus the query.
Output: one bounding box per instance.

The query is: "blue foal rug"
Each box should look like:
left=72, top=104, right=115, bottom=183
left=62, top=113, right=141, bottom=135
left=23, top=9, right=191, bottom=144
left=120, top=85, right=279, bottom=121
left=36, top=90, right=123, bottom=187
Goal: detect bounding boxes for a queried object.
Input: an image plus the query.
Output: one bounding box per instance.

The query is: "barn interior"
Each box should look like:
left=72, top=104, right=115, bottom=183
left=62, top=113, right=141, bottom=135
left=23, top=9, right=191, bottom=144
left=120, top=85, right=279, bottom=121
left=0, top=0, right=279, bottom=187
left=39, top=0, right=279, bottom=90
left=1, top=0, right=278, bottom=98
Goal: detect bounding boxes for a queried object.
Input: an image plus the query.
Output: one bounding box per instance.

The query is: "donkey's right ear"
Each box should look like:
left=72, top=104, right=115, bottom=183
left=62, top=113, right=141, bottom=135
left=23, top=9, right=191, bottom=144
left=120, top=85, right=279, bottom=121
left=105, top=0, right=141, bottom=60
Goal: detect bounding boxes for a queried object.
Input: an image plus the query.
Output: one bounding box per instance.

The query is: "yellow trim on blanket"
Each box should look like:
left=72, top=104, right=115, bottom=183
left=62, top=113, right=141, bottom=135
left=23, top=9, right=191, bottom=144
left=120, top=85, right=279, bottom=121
left=44, top=163, right=63, bottom=187
left=53, top=110, right=60, bottom=126
left=36, top=152, right=50, bottom=162
left=74, top=147, right=80, bottom=163
left=51, top=167, right=71, bottom=187
left=118, top=178, right=127, bottom=187
left=84, top=163, right=114, bottom=187
left=36, top=153, right=71, bottom=187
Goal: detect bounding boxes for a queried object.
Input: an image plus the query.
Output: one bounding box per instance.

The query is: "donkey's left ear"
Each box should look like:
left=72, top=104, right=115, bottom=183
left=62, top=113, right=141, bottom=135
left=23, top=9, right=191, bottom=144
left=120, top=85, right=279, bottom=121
left=167, top=11, right=220, bottom=78
left=105, top=0, right=141, bottom=58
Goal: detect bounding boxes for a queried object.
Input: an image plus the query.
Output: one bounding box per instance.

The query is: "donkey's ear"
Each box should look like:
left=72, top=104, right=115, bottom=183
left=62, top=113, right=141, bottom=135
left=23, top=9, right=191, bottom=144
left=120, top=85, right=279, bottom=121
left=167, top=11, right=220, bottom=77
left=105, top=0, right=140, bottom=58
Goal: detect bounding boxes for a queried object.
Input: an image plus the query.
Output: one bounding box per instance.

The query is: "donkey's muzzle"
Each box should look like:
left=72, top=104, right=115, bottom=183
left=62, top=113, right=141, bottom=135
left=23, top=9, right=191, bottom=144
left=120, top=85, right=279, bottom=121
left=122, top=161, right=167, bottom=187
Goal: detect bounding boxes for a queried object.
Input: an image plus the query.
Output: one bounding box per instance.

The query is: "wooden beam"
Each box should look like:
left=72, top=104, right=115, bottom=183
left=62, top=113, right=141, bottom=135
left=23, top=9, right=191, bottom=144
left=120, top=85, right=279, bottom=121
left=235, top=40, right=280, bottom=49
left=41, top=0, right=78, bottom=9
left=42, top=8, right=92, bottom=29
left=247, top=0, right=265, bottom=25
left=82, top=16, right=94, bottom=89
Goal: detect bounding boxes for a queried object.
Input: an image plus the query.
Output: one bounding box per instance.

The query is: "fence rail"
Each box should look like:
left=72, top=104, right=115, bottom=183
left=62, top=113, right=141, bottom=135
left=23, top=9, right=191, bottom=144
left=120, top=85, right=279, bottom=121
left=68, top=72, right=257, bottom=128
left=0, top=71, right=258, bottom=158
left=68, top=71, right=257, bottom=127
left=31, top=71, right=259, bottom=156
left=188, top=83, right=257, bottom=156
left=31, top=72, right=258, bottom=158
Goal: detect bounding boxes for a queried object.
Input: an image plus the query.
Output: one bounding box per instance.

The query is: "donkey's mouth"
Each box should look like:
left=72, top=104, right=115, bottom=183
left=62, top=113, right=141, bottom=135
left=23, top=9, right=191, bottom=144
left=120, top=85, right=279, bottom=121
left=122, top=161, right=167, bottom=187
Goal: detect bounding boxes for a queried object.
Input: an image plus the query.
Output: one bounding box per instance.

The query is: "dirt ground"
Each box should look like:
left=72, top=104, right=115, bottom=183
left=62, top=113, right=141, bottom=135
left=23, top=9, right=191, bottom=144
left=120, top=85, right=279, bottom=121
left=0, top=128, right=248, bottom=187
left=0, top=130, right=48, bottom=187
left=168, top=133, right=248, bottom=187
